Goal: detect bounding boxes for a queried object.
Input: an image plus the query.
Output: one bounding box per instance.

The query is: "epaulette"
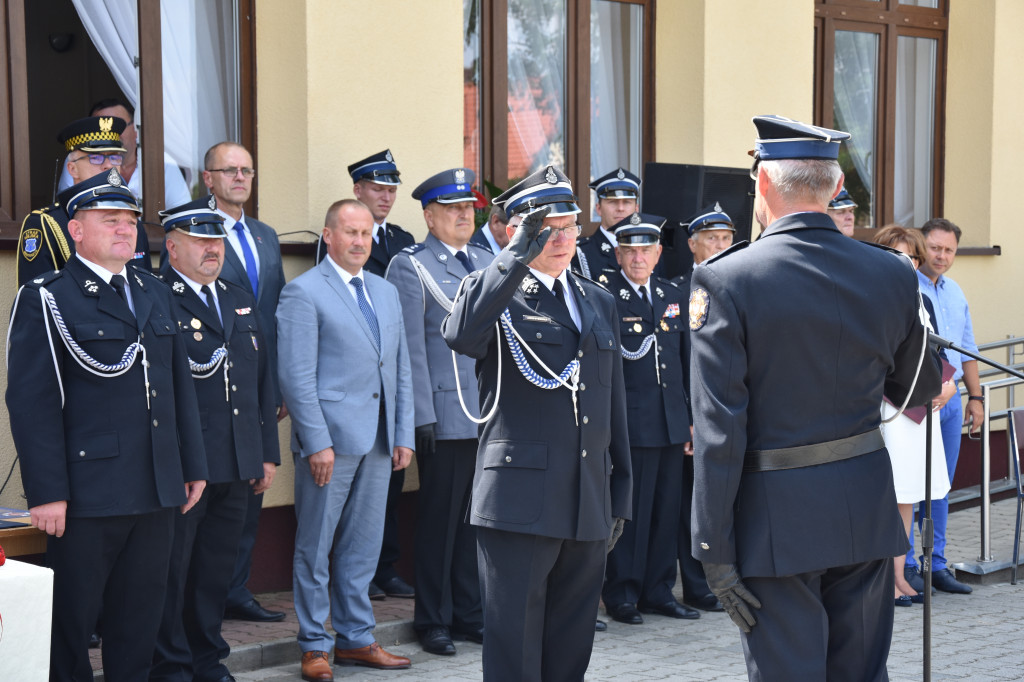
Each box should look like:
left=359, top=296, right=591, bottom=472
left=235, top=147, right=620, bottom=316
left=402, top=243, right=426, bottom=255
left=388, top=222, right=411, bottom=235
left=467, top=241, right=491, bottom=255
left=217, top=277, right=254, bottom=298
left=655, top=275, right=679, bottom=289
left=704, top=240, right=750, bottom=265
left=26, top=269, right=64, bottom=287
left=131, top=265, right=164, bottom=281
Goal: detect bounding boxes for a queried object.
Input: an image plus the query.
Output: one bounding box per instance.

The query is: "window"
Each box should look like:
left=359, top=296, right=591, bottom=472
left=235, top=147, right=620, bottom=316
left=814, top=0, right=947, bottom=229
left=464, top=0, right=653, bottom=230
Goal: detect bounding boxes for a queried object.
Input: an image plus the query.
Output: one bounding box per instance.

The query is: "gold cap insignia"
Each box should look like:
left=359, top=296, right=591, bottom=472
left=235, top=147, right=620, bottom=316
left=99, top=117, right=114, bottom=133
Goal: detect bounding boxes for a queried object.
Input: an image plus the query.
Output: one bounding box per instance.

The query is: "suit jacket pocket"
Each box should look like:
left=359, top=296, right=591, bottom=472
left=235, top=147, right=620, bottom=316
left=65, top=431, right=119, bottom=512
left=593, top=328, right=617, bottom=385
left=473, top=439, right=546, bottom=525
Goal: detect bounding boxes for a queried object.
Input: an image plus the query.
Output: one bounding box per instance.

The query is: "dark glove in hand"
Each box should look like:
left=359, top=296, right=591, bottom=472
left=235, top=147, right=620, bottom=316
left=702, top=562, right=761, bottom=633
left=506, top=205, right=552, bottom=266
left=607, top=517, right=626, bottom=554
left=415, top=424, right=436, bottom=457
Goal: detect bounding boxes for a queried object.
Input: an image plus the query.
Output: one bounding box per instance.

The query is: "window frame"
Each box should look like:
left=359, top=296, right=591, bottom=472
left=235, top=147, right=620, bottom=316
left=814, top=0, right=948, bottom=229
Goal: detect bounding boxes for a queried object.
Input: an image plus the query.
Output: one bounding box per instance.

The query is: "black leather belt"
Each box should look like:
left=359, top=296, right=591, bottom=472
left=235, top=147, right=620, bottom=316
left=743, top=429, right=884, bottom=472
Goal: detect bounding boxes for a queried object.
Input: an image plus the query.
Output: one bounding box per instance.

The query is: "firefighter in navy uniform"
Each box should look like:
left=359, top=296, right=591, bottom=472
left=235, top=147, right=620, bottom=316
left=16, top=116, right=151, bottom=286
left=689, top=115, right=942, bottom=680
left=151, top=196, right=281, bottom=682
left=442, top=165, right=632, bottom=682
left=601, top=212, right=700, bottom=625
left=572, top=167, right=640, bottom=284
left=6, top=170, right=206, bottom=681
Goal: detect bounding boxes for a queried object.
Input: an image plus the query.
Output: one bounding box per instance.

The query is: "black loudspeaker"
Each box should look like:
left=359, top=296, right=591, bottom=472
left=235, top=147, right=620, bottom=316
left=642, top=162, right=755, bottom=280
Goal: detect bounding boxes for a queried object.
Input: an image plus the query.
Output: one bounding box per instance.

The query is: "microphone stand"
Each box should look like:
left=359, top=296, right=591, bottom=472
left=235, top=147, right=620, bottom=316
left=920, top=333, right=1024, bottom=682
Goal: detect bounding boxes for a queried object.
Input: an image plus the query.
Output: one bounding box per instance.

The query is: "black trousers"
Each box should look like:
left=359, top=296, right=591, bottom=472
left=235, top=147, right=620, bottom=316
left=48, top=508, right=175, bottom=682
left=225, top=484, right=263, bottom=609
left=477, top=528, right=605, bottom=682
left=413, top=439, right=482, bottom=631
left=603, top=444, right=683, bottom=607
left=741, top=558, right=894, bottom=682
left=678, top=454, right=713, bottom=599
left=152, top=480, right=249, bottom=682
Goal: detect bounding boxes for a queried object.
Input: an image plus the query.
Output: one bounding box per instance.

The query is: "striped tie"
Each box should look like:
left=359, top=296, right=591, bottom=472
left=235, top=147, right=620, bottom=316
left=350, top=277, right=380, bottom=349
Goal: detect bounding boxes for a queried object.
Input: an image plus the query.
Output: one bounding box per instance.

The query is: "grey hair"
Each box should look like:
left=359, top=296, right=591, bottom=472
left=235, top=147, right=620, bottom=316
left=761, top=159, right=842, bottom=208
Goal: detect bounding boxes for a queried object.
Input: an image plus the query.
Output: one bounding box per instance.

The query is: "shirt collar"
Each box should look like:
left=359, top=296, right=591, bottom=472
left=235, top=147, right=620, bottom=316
left=216, top=208, right=246, bottom=233
left=326, top=255, right=365, bottom=286
left=599, top=226, right=618, bottom=247
left=528, top=267, right=571, bottom=295
left=172, top=268, right=216, bottom=301
left=620, top=270, right=651, bottom=296
left=75, top=254, right=128, bottom=285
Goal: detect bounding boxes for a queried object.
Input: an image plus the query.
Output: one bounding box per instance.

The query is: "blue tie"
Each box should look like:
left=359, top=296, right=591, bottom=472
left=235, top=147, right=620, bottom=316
left=455, top=250, right=474, bottom=274
left=350, top=277, right=380, bottom=349
left=233, top=223, right=259, bottom=297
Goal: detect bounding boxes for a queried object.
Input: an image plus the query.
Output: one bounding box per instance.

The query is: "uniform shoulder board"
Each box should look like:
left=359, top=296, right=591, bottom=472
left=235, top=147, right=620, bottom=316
left=131, top=265, right=163, bottom=281
left=402, top=243, right=426, bottom=255
left=28, top=269, right=64, bottom=287
left=656, top=275, right=680, bottom=289
left=576, top=235, right=594, bottom=247
left=389, top=222, right=410, bottom=235
left=218, top=277, right=255, bottom=298
left=467, top=241, right=491, bottom=255
left=704, top=240, right=750, bottom=265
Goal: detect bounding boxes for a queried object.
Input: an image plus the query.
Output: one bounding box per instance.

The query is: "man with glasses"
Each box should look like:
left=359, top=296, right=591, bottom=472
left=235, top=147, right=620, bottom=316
left=443, top=166, right=632, bottom=681
left=17, top=116, right=152, bottom=286
left=200, top=141, right=290, bottom=624
left=385, top=168, right=492, bottom=656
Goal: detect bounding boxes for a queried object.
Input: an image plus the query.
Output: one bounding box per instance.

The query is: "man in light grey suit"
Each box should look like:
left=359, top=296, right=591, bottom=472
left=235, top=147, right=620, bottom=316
left=386, top=168, right=492, bottom=656
left=277, top=199, right=415, bottom=681
left=202, top=141, right=290, bottom=624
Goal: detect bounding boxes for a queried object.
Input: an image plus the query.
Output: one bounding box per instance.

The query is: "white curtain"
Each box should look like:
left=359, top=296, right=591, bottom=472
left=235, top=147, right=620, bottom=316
left=70, top=0, right=139, bottom=110
left=894, top=36, right=937, bottom=228
left=832, top=31, right=878, bottom=212
left=589, top=1, right=642, bottom=183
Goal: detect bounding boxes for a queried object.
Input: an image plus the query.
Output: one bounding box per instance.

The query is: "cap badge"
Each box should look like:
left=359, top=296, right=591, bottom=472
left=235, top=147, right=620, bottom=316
left=545, top=167, right=558, bottom=185
left=619, top=288, right=630, bottom=300
left=385, top=150, right=394, bottom=163
left=616, top=169, right=625, bottom=180
left=208, top=196, right=217, bottom=210
left=454, top=169, right=466, bottom=182
left=107, top=169, right=121, bottom=186
left=630, top=214, right=641, bottom=225
left=172, top=281, right=185, bottom=294
left=714, top=201, right=723, bottom=212
left=99, top=117, right=113, bottom=133
left=689, top=288, right=710, bottom=331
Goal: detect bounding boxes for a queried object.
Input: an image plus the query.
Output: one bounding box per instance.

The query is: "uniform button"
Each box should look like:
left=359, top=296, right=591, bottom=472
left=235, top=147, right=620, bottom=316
left=658, top=345, right=663, bottom=352
left=373, top=393, right=379, bottom=399
left=577, top=350, right=583, bottom=358
left=580, top=383, right=586, bottom=391
left=497, top=263, right=507, bottom=273
left=233, top=408, right=239, bottom=415
left=97, top=330, right=104, bottom=337
left=581, top=449, right=587, bottom=458
left=607, top=339, right=613, bottom=348
left=660, top=363, right=667, bottom=369
left=229, top=361, right=235, bottom=368
left=662, top=382, right=668, bottom=388
left=505, top=456, right=512, bottom=462
left=79, top=450, right=86, bottom=457
left=151, top=389, right=157, bottom=397
left=583, top=416, right=589, bottom=424
left=153, top=419, right=159, bottom=427
left=231, top=385, right=237, bottom=392
left=140, top=331, right=145, bottom=339
left=380, top=361, right=384, bottom=367
left=536, top=332, right=543, bottom=339
left=700, top=542, right=710, bottom=550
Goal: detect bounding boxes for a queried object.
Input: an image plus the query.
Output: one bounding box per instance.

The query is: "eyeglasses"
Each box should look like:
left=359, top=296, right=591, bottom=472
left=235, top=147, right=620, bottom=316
left=548, top=224, right=583, bottom=240
left=207, top=167, right=256, bottom=178
left=71, top=153, right=124, bottom=166
left=749, top=157, right=761, bottom=181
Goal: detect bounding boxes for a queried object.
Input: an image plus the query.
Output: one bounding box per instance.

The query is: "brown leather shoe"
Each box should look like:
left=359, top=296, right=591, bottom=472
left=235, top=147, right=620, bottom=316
left=333, top=642, right=411, bottom=669
left=300, top=651, right=333, bottom=682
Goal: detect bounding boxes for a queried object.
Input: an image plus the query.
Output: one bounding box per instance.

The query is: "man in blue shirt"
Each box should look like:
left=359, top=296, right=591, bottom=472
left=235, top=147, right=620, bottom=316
left=909, top=217, right=982, bottom=595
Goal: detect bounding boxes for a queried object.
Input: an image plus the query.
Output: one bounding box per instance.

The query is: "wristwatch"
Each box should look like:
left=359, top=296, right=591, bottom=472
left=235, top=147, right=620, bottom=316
left=968, top=395, right=984, bottom=402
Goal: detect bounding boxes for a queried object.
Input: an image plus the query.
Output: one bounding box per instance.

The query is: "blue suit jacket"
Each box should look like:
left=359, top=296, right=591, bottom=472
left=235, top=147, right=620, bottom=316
left=276, top=258, right=414, bottom=458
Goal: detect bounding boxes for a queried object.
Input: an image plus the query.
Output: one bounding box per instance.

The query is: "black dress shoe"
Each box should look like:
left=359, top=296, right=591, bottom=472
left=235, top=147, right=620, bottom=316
left=932, top=568, right=973, bottom=594
left=418, top=626, right=456, bottom=655
left=451, top=625, right=484, bottom=644
left=380, top=576, right=415, bottom=599
left=224, top=598, right=286, bottom=622
left=639, top=601, right=700, bottom=620
left=894, top=595, right=913, bottom=607
left=88, top=632, right=101, bottom=649
left=606, top=602, right=644, bottom=625
left=683, top=593, right=725, bottom=612
left=595, top=619, right=607, bottom=632
left=369, top=581, right=385, bottom=601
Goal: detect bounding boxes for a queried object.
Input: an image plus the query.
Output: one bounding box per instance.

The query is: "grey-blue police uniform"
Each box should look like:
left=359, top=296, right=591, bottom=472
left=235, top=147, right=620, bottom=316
left=603, top=270, right=689, bottom=609
left=442, top=249, right=632, bottom=681
left=152, top=270, right=281, bottom=682
left=16, top=201, right=152, bottom=287
left=572, top=229, right=618, bottom=283
left=385, top=235, right=493, bottom=633
left=6, top=257, right=207, bottom=682
left=689, top=212, right=941, bottom=681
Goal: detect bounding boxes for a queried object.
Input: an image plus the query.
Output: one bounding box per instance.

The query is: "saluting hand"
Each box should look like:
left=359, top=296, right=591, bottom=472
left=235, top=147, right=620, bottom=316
left=507, top=206, right=552, bottom=266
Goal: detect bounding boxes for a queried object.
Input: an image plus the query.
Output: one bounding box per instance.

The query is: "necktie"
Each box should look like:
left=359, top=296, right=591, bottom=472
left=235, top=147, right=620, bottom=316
left=233, top=223, right=259, bottom=297
left=110, top=274, right=133, bottom=316
left=455, top=250, right=474, bottom=274
left=200, top=284, right=221, bottom=324
left=639, top=285, right=653, bottom=318
left=351, top=277, right=380, bottom=349
left=552, top=279, right=577, bottom=329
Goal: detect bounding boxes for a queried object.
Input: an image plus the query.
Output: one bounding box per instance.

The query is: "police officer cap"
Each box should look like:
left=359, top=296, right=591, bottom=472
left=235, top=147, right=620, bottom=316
left=159, top=195, right=227, bottom=238
left=613, top=212, right=664, bottom=245
left=588, top=167, right=640, bottom=200
left=493, top=165, right=580, bottom=218
left=686, top=202, right=735, bottom=236
left=348, top=149, right=401, bottom=185
left=57, top=116, right=128, bottom=153
left=412, top=168, right=476, bottom=208
left=829, top=187, right=858, bottom=210
left=751, top=115, right=850, bottom=161
left=58, top=169, right=140, bottom=219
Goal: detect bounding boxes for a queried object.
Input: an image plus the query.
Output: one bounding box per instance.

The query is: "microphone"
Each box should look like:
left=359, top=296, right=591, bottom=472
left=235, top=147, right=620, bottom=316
left=928, top=332, right=953, bottom=350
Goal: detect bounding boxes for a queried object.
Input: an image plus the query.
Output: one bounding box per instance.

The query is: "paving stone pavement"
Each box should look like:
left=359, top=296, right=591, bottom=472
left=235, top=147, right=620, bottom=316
left=226, top=499, right=1024, bottom=681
